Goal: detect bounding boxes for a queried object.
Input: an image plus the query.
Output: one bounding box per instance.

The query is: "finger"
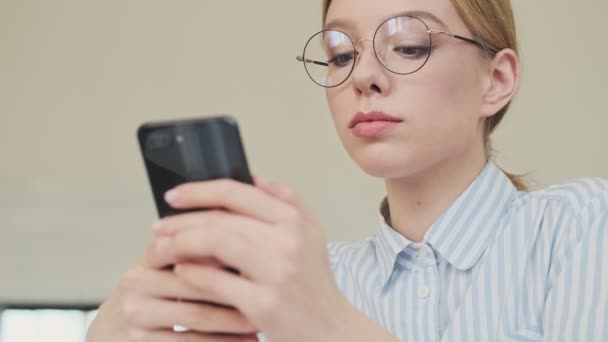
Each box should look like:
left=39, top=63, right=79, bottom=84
left=170, top=224, right=275, bottom=281
left=252, top=176, right=273, bottom=193
left=253, top=177, right=316, bottom=222
left=152, top=210, right=265, bottom=239
left=141, top=237, right=180, bottom=270
left=174, top=263, right=265, bottom=321
left=121, top=267, right=227, bottom=305
left=123, top=295, right=257, bottom=334
left=145, top=229, right=237, bottom=270
left=164, top=179, right=297, bottom=224
left=128, top=328, right=259, bottom=342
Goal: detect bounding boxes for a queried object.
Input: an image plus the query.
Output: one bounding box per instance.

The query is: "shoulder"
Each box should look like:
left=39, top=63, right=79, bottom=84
left=542, top=177, right=608, bottom=212
left=511, top=177, right=608, bottom=222
left=539, top=180, right=608, bottom=340
left=510, top=177, right=608, bottom=275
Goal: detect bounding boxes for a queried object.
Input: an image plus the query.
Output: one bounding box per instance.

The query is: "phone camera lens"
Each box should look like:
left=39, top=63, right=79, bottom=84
left=147, top=133, right=170, bottom=149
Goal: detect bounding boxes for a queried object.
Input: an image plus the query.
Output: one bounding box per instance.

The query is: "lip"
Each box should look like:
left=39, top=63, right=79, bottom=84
left=349, top=111, right=403, bottom=138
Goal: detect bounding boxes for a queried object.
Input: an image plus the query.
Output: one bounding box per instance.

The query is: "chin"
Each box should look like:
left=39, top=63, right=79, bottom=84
left=348, top=144, right=423, bottom=179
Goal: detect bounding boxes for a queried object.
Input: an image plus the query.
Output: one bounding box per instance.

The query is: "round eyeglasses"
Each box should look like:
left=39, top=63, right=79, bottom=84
left=297, top=15, right=498, bottom=88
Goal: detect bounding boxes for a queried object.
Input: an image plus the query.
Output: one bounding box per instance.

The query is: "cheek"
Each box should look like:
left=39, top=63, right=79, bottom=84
left=445, top=52, right=485, bottom=110
left=325, top=88, right=352, bottom=135
left=411, top=56, right=483, bottom=135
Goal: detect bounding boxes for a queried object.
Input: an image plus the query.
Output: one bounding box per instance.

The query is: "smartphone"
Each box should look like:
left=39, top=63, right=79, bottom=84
left=137, top=115, right=253, bottom=218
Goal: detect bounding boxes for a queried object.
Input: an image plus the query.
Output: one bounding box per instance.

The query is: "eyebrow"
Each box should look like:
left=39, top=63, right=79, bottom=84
left=324, top=10, right=449, bottom=31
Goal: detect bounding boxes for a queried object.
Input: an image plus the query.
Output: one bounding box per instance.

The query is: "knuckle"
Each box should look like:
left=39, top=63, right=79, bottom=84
left=162, top=217, right=185, bottom=235
left=255, top=290, right=281, bottom=320
left=121, top=296, right=141, bottom=323
left=182, top=266, right=219, bottom=294
left=202, top=278, right=222, bottom=295
left=279, top=185, right=299, bottom=202
left=119, top=270, right=140, bottom=290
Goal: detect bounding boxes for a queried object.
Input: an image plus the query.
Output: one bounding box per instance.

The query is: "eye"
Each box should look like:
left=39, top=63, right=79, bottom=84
left=328, top=52, right=355, bottom=67
left=394, top=46, right=430, bottom=58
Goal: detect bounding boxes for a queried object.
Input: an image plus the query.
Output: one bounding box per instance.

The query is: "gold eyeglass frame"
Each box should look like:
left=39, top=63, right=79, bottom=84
left=297, top=15, right=499, bottom=88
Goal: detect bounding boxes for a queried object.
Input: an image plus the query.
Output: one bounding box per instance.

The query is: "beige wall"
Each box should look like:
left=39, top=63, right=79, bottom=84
left=0, top=0, right=606, bottom=304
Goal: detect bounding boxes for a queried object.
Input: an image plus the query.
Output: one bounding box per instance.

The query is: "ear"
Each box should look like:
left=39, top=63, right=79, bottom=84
left=480, top=48, right=520, bottom=118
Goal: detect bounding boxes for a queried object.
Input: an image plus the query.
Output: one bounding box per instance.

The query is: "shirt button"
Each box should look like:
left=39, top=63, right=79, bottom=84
left=418, top=285, right=430, bottom=299
left=416, top=249, right=434, bottom=266
left=416, top=249, right=426, bottom=260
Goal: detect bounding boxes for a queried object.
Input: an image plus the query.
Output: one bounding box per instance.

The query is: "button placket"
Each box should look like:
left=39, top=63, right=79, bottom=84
left=415, top=245, right=436, bottom=300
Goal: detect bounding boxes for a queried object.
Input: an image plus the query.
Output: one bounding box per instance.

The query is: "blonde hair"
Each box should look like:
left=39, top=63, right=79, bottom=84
left=321, top=0, right=529, bottom=196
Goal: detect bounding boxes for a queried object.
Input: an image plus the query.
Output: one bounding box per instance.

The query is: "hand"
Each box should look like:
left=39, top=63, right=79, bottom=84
left=151, top=177, right=352, bottom=342
left=86, top=238, right=259, bottom=342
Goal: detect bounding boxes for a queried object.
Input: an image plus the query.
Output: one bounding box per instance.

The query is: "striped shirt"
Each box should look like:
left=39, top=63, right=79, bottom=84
left=327, top=161, right=608, bottom=341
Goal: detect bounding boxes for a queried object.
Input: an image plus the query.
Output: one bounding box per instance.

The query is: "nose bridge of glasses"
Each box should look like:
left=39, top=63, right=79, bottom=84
left=353, top=37, right=373, bottom=50
left=352, top=38, right=376, bottom=64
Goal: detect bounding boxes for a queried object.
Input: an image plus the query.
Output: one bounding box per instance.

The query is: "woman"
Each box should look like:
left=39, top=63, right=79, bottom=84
left=87, top=0, right=608, bottom=340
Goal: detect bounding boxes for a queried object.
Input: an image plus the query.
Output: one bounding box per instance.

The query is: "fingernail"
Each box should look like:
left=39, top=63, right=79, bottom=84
left=165, top=189, right=180, bottom=203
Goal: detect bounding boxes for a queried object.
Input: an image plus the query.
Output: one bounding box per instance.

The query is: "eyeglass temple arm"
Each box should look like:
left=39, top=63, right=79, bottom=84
left=296, top=56, right=329, bottom=67
left=428, top=30, right=499, bottom=54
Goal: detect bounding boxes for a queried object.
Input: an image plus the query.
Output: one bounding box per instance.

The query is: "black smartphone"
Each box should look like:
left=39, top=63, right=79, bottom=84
left=137, top=115, right=253, bottom=218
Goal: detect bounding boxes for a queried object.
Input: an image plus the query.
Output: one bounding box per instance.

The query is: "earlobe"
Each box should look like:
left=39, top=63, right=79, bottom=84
left=480, top=49, right=520, bottom=118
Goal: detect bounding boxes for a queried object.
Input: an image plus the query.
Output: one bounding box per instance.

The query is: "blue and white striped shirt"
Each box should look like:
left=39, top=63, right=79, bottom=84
left=328, top=161, right=608, bottom=341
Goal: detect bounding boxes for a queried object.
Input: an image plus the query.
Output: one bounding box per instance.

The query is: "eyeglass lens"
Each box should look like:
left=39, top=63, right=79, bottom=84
left=302, top=16, right=432, bottom=87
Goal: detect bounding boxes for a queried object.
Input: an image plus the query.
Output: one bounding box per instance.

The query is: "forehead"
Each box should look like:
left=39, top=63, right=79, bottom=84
left=325, top=0, right=462, bottom=35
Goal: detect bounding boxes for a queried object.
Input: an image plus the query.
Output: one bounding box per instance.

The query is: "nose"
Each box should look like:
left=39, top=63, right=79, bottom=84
left=350, top=39, right=390, bottom=96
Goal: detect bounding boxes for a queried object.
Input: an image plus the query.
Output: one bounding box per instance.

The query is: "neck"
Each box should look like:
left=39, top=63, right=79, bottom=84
left=383, top=151, right=488, bottom=243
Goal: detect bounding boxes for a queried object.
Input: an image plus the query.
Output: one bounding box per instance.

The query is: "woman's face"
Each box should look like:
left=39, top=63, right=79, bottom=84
left=325, top=0, right=491, bottom=179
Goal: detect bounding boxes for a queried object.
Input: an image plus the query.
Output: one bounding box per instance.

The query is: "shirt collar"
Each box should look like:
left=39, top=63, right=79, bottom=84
left=372, top=161, right=518, bottom=289
left=373, top=213, right=413, bottom=287
left=425, top=161, right=517, bottom=270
